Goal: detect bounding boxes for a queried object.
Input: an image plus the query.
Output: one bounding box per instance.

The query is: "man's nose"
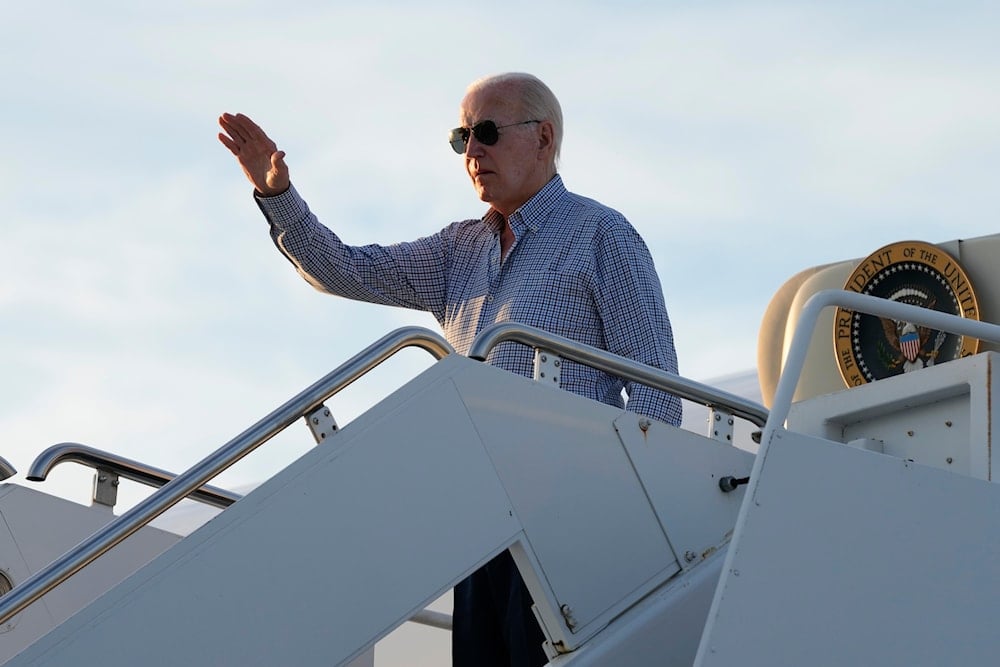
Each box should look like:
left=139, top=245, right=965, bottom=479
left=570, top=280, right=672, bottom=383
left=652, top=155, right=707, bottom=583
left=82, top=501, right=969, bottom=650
left=465, top=134, right=486, bottom=157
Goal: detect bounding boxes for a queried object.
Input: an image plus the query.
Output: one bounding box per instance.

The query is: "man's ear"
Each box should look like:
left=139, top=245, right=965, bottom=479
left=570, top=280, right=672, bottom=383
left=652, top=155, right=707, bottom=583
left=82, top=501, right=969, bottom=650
left=537, top=120, right=555, bottom=157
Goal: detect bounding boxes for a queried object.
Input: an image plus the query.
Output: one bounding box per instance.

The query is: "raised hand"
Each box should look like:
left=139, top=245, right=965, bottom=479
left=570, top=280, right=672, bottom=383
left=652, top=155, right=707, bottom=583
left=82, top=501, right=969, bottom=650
left=218, top=113, right=290, bottom=196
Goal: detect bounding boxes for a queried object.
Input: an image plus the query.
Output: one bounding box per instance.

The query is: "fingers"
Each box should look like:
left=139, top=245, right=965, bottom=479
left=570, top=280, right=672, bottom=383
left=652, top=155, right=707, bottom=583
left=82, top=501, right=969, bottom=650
left=218, top=113, right=245, bottom=144
left=217, top=131, right=240, bottom=155
left=218, top=112, right=274, bottom=152
left=219, top=113, right=269, bottom=144
left=218, top=114, right=248, bottom=156
left=235, top=113, right=268, bottom=143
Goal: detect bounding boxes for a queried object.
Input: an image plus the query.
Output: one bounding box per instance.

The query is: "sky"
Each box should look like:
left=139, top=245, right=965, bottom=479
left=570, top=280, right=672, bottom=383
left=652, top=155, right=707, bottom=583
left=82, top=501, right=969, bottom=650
left=2, top=1, right=999, bottom=662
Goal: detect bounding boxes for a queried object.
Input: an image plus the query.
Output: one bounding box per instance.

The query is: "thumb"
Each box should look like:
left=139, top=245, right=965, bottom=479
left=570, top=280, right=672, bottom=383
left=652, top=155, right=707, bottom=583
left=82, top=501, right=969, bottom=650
left=263, top=150, right=291, bottom=195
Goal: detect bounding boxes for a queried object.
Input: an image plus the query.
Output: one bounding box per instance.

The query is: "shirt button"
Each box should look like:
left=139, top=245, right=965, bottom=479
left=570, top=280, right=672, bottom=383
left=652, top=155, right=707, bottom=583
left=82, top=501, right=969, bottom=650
left=486, top=295, right=494, bottom=303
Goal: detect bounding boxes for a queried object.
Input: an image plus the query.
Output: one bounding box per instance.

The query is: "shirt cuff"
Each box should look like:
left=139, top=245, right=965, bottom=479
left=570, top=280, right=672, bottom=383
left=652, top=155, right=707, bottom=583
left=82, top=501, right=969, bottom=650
left=254, top=184, right=308, bottom=230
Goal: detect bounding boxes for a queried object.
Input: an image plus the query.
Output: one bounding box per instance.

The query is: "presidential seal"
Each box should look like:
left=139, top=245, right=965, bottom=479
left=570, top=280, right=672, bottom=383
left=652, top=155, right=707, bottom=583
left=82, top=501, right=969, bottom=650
left=834, top=240, right=980, bottom=387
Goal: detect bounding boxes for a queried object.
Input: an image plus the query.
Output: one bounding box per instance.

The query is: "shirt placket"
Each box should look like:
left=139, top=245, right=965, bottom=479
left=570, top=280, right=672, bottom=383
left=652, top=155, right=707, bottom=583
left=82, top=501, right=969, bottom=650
left=475, top=231, right=504, bottom=336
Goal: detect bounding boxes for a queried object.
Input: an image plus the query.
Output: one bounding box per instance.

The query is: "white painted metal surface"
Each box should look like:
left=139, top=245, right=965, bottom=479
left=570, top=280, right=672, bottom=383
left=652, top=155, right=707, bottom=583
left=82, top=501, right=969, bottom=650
left=788, top=352, right=996, bottom=480
left=7, top=354, right=752, bottom=666
left=551, top=546, right=729, bottom=666
left=0, top=485, right=179, bottom=663
left=448, top=365, right=753, bottom=655
left=0, top=327, right=455, bottom=632
left=699, top=303, right=1000, bottom=666
left=696, top=428, right=1000, bottom=666
left=614, top=414, right=751, bottom=570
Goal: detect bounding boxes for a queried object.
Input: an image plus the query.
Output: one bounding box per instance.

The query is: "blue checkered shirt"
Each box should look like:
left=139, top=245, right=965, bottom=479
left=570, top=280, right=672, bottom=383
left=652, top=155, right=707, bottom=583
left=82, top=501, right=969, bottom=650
left=258, top=175, right=682, bottom=425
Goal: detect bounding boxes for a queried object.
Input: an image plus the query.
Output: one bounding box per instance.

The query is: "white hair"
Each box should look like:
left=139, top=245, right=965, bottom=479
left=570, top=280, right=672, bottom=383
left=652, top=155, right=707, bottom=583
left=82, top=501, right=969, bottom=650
left=467, top=72, right=564, bottom=166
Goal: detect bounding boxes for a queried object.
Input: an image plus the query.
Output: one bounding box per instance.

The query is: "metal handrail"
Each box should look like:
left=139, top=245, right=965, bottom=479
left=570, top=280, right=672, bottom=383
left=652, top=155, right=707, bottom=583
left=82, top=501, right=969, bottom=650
left=21, top=436, right=455, bottom=631
left=762, top=289, right=1000, bottom=447
left=410, top=609, right=453, bottom=631
left=27, top=443, right=241, bottom=510
left=468, top=322, right=769, bottom=427
left=0, top=455, right=15, bottom=480
left=0, top=326, right=454, bottom=625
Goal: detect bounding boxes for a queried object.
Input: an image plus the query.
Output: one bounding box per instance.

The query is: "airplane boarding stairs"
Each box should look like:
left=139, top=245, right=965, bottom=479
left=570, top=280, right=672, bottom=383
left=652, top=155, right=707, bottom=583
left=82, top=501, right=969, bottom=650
left=0, top=322, right=764, bottom=666
left=2, top=290, right=1000, bottom=666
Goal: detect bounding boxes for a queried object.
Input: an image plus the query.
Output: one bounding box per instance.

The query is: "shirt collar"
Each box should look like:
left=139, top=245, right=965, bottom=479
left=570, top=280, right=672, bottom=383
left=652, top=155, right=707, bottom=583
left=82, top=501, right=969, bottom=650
left=483, top=174, right=566, bottom=235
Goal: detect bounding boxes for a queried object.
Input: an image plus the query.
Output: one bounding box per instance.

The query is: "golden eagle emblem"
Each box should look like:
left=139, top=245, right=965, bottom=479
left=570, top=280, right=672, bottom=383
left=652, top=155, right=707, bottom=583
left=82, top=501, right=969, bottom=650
left=877, top=288, right=946, bottom=373
left=834, top=240, right=980, bottom=386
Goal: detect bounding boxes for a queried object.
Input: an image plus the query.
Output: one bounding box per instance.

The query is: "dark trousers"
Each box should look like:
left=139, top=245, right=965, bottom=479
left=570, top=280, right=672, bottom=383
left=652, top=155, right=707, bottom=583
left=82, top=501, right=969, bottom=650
left=452, top=550, right=548, bottom=667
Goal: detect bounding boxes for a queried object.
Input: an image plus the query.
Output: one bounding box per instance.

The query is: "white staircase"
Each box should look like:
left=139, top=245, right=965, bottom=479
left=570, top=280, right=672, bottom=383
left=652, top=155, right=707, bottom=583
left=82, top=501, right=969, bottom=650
left=9, top=289, right=1000, bottom=666
left=5, top=353, right=752, bottom=666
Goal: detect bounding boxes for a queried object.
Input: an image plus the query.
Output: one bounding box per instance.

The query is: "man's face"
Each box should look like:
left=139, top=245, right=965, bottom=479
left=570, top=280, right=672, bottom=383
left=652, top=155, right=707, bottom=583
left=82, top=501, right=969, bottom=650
left=458, top=85, right=546, bottom=217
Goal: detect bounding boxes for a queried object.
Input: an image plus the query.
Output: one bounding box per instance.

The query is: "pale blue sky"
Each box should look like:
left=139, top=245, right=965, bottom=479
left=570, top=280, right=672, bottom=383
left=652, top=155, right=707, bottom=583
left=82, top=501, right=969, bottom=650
left=2, top=1, right=998, bottom=512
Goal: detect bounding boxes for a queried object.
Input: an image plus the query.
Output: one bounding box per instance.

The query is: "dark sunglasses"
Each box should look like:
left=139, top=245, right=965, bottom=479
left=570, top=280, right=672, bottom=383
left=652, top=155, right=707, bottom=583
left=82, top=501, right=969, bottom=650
left=448, top=119, right=540, bottom=154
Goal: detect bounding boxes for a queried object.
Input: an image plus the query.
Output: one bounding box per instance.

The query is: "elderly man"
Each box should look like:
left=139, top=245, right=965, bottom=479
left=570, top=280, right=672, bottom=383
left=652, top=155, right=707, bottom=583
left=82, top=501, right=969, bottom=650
left=219, top=72, right=681, bottom=667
